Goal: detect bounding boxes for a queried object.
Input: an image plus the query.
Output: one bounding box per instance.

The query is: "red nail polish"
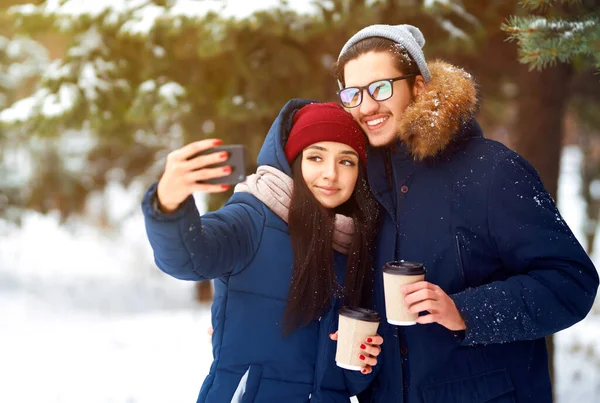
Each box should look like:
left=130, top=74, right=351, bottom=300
left=361, top=369, right=367, bottom=374
left=360, top=344, right=366, bottom=350
left=220, top=152, right=229, bottom=159
left=223, top=167, right=232, bottom=174
left=221, top=184, right=230, bottom=190
left=366, top=338, right=372, bottom=343
left=359, top=354, right=365, bottom=361
left=213, top=139, right=223, bottom=146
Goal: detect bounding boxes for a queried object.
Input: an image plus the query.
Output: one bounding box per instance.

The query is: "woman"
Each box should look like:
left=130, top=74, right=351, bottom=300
left=142, top=100, right=382, bottom=402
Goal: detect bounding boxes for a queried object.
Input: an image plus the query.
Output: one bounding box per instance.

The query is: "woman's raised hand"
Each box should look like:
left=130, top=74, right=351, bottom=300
left=329, top=331, right=384, bottom=374
left=157, top=139, right=232, bottom=213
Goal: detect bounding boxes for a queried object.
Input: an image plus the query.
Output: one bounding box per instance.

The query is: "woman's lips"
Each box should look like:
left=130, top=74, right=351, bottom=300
left=316, top=186, right=339, bottom=195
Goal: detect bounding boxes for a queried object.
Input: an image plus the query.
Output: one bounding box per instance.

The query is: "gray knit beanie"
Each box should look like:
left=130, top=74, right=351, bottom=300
left=338, top=24, right=431, bottom=83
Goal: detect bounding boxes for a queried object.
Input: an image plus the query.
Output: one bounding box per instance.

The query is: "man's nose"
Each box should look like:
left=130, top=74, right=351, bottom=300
left=359, top=89, right=379, bottom=115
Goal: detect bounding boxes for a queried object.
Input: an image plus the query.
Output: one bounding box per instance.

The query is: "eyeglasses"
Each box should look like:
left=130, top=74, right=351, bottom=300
left=337, top=74, right=416, bottom=108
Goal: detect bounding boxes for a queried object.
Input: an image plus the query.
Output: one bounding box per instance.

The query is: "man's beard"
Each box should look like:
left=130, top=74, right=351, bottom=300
left=370, top=131, right=402, bottom=149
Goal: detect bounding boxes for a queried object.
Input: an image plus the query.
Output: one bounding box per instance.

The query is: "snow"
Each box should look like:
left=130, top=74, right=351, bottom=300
left=5, top=0, right=333, bottom=123
left=424, top=0, right=479, bottom=38
left=0, top=143, right=598, bottom=403
left=79, top=62, right=111, bottom=102
left=41, top=82, right=79, bottom=117
left=68, top=27, right=105, bottom=58
left=0, top=193, right=213, bottom=403
left=10, top=0, right=326, bottom=29
left=555, top=146, right=600, bottom=402
left=590, top=179, right=600, bottom=200
left=168, top=0, right=321, bottom=20
left=159, top=82, right=186, bottom=106
left=0, top=293, right=212, bottom=403
left=526, top=18, right=596, bottom=32
left=0, top=29, right=113, bottom=124
left=0, top=88, right=48, bottom=123
left=558, top=146, right=586, bottom=242
left=139, top=80, right=156, bottom=92
left=8, top=0, right=383, bottom=40
left=436, top=17, right=469, bottom=39
left=0, top=36, right=48, bottom=110
left=121, top=3, right=165, bottom=36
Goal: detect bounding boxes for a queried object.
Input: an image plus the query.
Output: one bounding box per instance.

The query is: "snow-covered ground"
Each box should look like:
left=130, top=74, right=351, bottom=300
left=0, top=204, right=213, bottom=402
left=0, top=146, right=598, bottom=402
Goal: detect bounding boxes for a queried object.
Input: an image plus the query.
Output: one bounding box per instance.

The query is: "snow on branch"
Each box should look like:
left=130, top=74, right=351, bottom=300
left=8, top=0, right=323, bottom=37
left=424, top=0, right=480, bottom=41
left=503, top=15, right=600, bottom=71
left=0, top=84, right=79, bottom=124
left=518, top=0, right=582, bottom=11
left=0, top=25, right=120, bottom=125
left=0, top=36, right=49, bottom=110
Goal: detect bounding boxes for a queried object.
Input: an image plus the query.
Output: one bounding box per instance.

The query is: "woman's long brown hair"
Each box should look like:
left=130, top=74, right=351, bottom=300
left=282, top=155, right=379, bottom=334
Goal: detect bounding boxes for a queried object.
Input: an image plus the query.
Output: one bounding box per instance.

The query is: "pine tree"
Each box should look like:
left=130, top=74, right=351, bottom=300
left=501, top=3, right=600, bottom=394
left=502, top=0, right=600, bottom=71
left=0, top=33, right=48, bottom=219
left=0, top=0, right=345, bottom=219
left=502, top=0, right=600, bottom=257
left=1, top=0, right=495, bottom=220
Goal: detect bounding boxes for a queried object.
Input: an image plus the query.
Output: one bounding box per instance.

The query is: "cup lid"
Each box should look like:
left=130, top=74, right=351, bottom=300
left=338, top=306, right=380, bottom=323
left=382, top=261, right=426, bottom=275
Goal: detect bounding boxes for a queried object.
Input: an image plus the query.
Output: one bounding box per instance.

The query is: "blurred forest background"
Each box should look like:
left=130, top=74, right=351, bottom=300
left=1, top=0, right=599, bottom=397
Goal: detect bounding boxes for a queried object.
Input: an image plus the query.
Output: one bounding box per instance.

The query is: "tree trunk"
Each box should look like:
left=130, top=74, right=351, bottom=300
left=511, top=62, right=573, bottom=399
left=195, top=280, right=214, bottom=304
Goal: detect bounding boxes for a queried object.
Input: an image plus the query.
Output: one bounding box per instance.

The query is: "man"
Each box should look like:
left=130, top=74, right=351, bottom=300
left=333, top=24, right=599, bottom=402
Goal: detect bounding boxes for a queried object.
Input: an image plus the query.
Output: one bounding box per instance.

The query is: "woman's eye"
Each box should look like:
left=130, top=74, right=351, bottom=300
left=307, top=155, right=322, bottom=162
left=340, top=159, right=357, bottom=166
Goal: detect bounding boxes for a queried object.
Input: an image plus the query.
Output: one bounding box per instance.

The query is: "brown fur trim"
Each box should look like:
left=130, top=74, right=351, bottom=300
left=399, top=60, right=478, bottom=160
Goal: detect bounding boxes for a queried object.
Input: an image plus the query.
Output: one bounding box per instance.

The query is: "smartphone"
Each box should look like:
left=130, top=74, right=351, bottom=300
left=190, top=144, right=247, bottom=185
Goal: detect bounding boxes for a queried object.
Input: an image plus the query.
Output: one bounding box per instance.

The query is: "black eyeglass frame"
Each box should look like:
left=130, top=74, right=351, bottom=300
left=337, top=74, right=416, bottom=108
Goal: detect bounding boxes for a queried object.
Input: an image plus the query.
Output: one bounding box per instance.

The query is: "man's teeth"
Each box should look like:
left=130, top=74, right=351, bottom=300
left=366, top=117, right=387, bottom=126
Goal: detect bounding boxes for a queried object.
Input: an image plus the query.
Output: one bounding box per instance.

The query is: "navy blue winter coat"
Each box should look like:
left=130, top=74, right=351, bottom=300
left=142, top=99, right=374, bottom=403
left=358, top=62, right=598, bottom=403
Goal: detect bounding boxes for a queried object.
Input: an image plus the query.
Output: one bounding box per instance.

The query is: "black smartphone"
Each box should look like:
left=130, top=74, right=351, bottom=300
left=190, top=144, right=247, bottom=185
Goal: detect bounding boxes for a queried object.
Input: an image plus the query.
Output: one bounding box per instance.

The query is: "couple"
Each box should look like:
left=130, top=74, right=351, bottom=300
left=142, top=24, right=599, bottom=403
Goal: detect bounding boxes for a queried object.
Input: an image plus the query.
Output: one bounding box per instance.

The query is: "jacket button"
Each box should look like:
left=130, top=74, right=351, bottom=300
left=400, top=346, right=408, bottom=355
left=400, top=185, right=409, bottom=194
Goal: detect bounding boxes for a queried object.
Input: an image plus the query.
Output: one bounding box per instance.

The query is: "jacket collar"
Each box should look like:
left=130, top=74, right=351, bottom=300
left=366, top=61, right=480, bottom=211
left=398, top=60, right=479, bottom=160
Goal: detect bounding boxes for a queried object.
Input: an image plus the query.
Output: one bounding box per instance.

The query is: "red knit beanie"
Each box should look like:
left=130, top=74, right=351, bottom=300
left=284, top=102, right=367, bottom=166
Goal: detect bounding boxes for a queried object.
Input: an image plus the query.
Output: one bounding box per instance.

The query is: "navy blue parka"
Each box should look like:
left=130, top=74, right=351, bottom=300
left=142, top=99, right=374, bottom=403
left=358, top=61, right=598, bottom=403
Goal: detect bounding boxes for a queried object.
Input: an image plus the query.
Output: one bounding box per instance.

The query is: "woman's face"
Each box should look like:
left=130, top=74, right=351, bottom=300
left=301, top=141, right=360, bottom=209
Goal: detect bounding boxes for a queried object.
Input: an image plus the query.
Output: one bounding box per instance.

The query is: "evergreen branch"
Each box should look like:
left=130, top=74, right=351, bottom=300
left=503, top=15, right=597, bottom=37
left=518, top=0, right=582, bottom=12
left=503, top=15, right=600, bottom=70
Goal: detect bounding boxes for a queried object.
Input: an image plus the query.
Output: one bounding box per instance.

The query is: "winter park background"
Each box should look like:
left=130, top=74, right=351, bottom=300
left=0, top=147, right=599, bottom=403
left=1, top=1, right=600, bottom=402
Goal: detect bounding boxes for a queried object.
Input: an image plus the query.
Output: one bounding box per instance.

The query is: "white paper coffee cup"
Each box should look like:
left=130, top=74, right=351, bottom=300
left=335, top=307, right=380, bottom=371
left=383, top=261, right=426, bottom=326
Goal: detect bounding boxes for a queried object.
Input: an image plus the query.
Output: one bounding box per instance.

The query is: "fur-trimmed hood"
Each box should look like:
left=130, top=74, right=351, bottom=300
left=399, top=60, right=478, bottom=160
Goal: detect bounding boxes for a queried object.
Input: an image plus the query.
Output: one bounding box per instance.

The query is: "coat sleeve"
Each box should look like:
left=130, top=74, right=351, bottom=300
left=343, top=366, right=378, bottom=397
left=141, top=183, right=265, bottom=281
left=451, top=153, right=599, bottom=345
